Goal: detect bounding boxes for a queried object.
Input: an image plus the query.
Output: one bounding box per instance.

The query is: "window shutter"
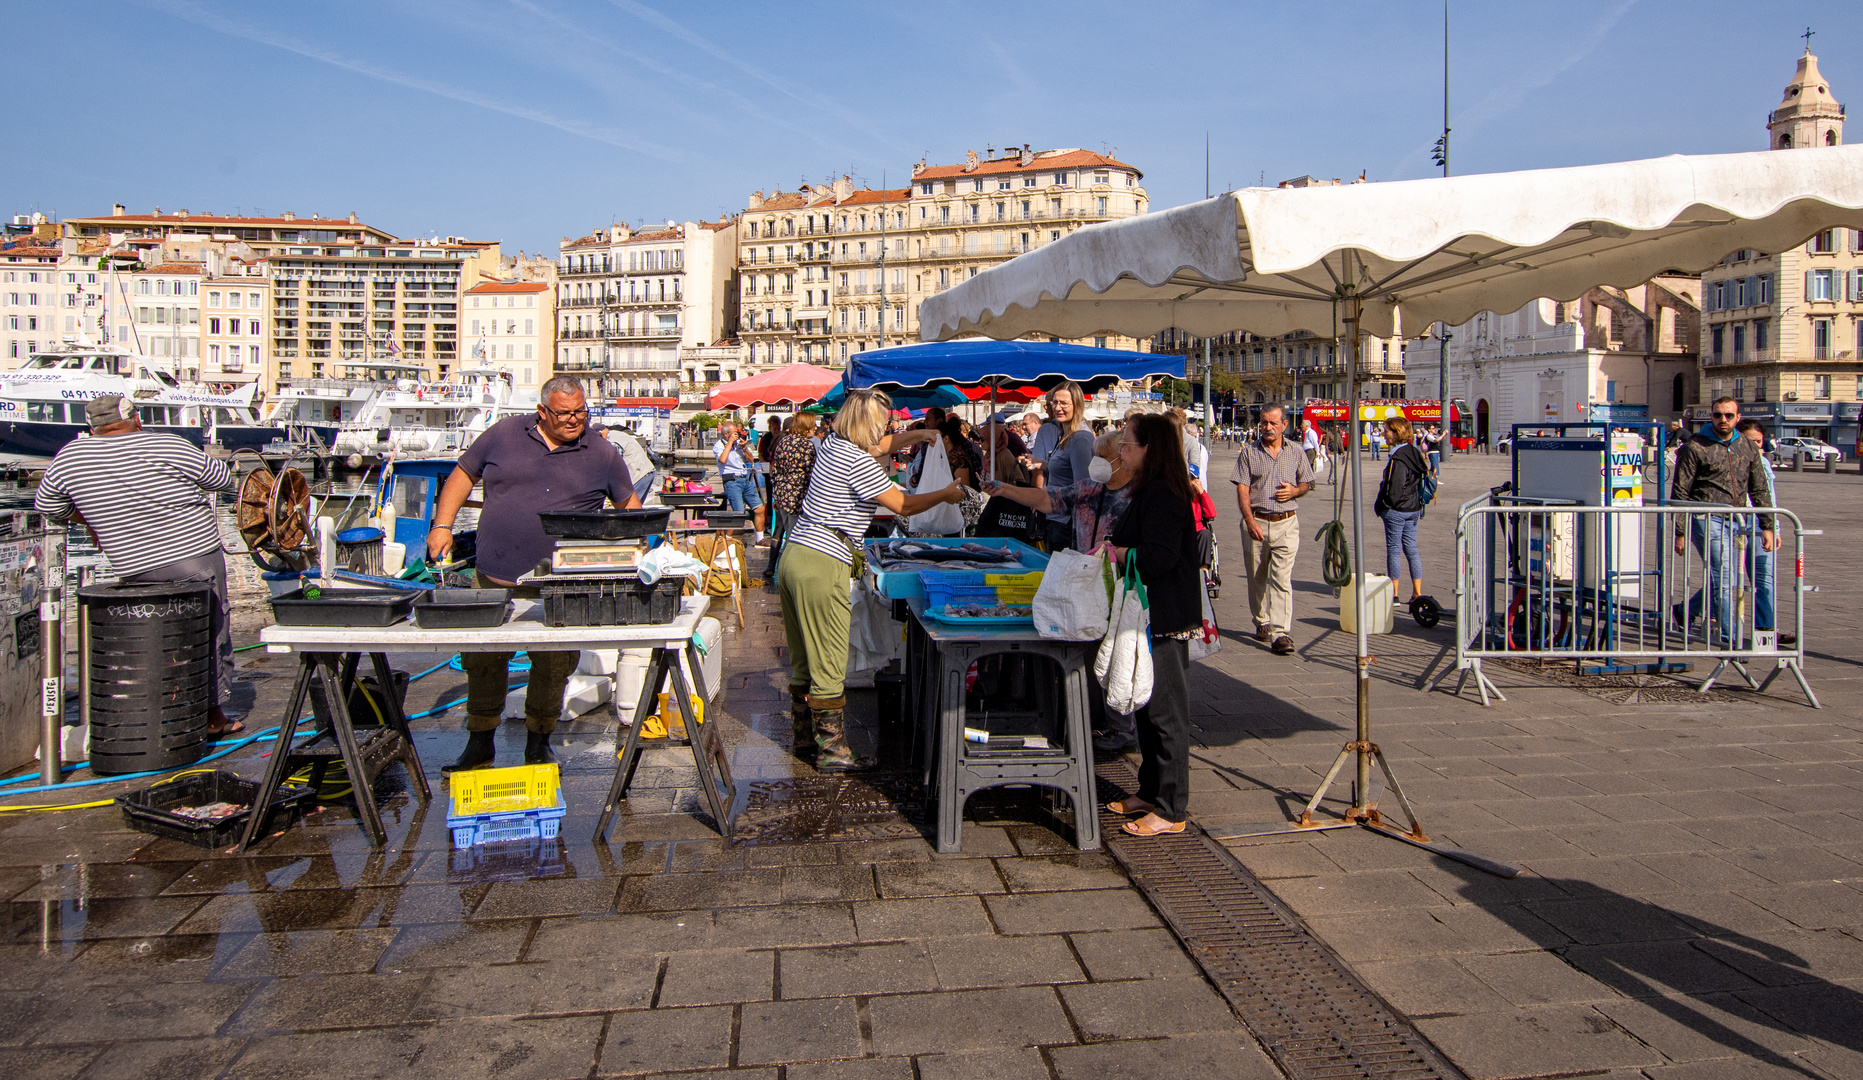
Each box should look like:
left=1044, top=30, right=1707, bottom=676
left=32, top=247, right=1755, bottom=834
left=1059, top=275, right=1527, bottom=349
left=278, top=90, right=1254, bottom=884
left=1806, top=271, right=1814, bottom=301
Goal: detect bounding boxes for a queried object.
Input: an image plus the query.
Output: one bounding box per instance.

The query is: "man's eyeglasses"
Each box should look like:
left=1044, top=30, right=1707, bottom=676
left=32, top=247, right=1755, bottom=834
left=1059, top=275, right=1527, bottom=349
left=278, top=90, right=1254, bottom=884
left=544, top=407, right=590, bottom=422
left=1711, top=411, right=1738, bottom=419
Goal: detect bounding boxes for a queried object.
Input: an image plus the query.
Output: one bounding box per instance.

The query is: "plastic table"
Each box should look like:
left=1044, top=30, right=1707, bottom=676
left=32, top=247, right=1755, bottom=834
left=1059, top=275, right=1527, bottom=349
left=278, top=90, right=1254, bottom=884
left=248, top=595, right=728, bottom=851
left=903, top=598, right=1099, bottom=854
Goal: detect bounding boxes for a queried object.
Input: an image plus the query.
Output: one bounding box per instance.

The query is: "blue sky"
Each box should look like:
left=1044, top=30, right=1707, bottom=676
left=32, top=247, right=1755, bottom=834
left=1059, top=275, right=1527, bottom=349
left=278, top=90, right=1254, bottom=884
left=8, top=1, right=1855, bottom=257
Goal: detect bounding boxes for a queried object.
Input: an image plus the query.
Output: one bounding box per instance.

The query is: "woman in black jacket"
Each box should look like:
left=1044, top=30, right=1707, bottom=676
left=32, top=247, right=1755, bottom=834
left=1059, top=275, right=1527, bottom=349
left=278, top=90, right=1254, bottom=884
left=1103, top=413, right=1202, bottom=837
left=1373, top=415, right=1427, bottom=604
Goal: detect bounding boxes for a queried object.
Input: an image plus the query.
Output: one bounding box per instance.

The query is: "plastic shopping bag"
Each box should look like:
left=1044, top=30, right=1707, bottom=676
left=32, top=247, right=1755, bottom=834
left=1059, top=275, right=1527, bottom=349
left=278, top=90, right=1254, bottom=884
left=1099, top=552, right=1153, bottom=714
left=908, top=438, right=964, bottom=535
left=1034, top=548, right=1114, bottom=640
left=1189, top=572, right=1222, bottom=662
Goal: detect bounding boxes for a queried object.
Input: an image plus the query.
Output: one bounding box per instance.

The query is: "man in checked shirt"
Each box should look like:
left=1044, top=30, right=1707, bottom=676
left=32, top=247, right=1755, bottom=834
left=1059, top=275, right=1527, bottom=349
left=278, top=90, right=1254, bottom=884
left=1671, top=396, right=1774, bottom=647
left=1232, top=403, right=1314, bottom=655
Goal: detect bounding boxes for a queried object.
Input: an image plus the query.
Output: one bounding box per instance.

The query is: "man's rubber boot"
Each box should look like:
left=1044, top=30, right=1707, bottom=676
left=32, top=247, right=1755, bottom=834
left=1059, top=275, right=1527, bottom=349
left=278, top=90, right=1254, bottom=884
left=441, top=729, right=497, bottom=773
left=789, top=687, right=815, bottom=759
left=524, top=730, right=556, bottom=765
left=812, top=697, right=873, bottom=773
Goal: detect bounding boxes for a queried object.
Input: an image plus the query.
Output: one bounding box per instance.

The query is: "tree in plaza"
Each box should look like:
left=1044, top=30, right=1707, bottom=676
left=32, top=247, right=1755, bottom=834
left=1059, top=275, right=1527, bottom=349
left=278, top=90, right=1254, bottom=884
left=1254, top=367, right=1293, bottom=402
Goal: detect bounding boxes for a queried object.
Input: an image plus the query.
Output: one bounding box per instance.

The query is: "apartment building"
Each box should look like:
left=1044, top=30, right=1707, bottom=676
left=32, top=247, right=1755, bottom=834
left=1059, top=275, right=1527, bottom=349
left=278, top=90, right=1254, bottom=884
left=201, top=264, right=271, bottom=391
left=64, top=207, right=398, bottom=259
left=556, top=219, right=736, bottom=402
left=736, top=147, right=1149, bottom=370
left=126, top=262, right=204, bottom=378
left=1696, top=46, right=1862, bottom=447
left=0, top=238, right=64, bottom=364
left=465, top=281, right=554, bottom=398
left=265, top=239, right=501, bottom=394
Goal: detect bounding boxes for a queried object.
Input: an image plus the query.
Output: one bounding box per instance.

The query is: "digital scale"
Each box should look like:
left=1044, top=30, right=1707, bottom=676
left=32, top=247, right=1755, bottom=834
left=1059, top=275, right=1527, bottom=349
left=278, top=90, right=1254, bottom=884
left=549, top=540, right=647, bottom=574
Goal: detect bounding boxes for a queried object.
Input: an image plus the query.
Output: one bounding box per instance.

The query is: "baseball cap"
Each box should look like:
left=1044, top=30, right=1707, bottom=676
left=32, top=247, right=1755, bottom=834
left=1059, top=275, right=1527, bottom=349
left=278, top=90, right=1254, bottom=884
left=86, top=395, right=134, bottom=428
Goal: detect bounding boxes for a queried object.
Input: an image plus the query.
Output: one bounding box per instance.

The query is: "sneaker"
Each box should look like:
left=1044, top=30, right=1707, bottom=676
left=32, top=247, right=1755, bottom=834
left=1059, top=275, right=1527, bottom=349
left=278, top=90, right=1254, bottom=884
left=1778, top=631, right=1798, bottom=647
left=1272, top=634, right=1296, bottom=656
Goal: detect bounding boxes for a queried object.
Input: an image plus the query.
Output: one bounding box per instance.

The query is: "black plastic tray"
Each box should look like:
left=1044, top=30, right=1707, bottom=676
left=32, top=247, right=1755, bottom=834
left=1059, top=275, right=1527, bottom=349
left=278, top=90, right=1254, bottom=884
left=704, top=511, right=751, bottom=528
left=117, top=770, right=317, bottom=848
left=658, top=492, right=721, bottom=509
left=671, top=465, right=709, bottom=479
left=413, top=588, right=513, bottom=629
left=270, top=586, right=419, bottom=627
left=538, top=575, right=683, bottom=627
left=538, top=508, right=673, bottom=539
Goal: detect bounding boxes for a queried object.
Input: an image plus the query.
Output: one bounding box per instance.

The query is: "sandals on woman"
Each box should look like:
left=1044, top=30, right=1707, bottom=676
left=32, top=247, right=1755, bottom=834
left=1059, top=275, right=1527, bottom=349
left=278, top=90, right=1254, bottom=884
left=1105, top=797, right=1154, bottom=816
left=1121, top=814, right=1186, bottom=837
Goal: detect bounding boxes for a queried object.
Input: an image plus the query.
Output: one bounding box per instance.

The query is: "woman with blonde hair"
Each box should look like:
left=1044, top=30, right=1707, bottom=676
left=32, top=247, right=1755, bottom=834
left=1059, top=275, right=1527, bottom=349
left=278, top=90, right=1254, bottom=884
left=779, top=388, right=962, bottom=770
left=1035, top=381, right=1096, bottom=550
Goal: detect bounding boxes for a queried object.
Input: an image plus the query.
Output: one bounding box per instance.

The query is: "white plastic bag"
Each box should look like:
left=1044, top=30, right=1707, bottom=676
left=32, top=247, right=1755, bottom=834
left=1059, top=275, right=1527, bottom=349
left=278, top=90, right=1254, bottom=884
left=1189, top=573, right=1222, bottom=662
left=1034, top=548, right=1113, bottom=640
left=1098, top=552, right=1153, bottom=714
left=908, top=438, right=964, bottom=535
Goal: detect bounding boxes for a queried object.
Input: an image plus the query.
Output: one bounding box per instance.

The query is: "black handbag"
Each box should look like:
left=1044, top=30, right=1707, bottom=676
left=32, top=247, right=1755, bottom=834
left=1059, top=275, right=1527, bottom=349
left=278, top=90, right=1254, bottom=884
left=974, top=495, right=1045, bottom=547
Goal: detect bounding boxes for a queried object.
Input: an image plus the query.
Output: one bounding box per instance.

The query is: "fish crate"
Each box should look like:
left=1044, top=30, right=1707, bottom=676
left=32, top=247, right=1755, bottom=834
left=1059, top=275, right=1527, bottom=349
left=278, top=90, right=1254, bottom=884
left=921, top=568, right=1045, bottom=611
left=116, top=770, right=317, bottom=848
left=447, top=763, right=565, bottom=849
left=537, top=575, right=683, bottom=627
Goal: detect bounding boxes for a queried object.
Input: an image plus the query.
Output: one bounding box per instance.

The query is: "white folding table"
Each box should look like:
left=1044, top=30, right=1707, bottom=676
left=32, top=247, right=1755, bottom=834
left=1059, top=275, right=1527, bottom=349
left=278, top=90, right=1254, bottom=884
left=246, top=594, right=727, bottom=850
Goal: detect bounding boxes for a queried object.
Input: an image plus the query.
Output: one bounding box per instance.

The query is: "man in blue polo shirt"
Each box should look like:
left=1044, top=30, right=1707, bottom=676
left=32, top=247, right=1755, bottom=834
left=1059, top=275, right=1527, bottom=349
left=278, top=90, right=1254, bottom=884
left=714, top=418, right=768, bottom=544
left=427, top=376, right=639, bottom=771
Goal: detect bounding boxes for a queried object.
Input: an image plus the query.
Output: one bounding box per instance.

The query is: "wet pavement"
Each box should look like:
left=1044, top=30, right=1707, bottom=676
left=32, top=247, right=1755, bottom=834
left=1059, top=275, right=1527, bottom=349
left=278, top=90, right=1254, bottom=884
left=2, top=450, right=1860, bottom=1079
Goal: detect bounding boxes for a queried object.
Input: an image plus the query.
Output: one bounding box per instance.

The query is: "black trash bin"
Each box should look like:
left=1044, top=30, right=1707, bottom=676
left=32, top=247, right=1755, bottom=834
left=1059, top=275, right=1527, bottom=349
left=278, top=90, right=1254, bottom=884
left=80, top=581, right=215, bottom=775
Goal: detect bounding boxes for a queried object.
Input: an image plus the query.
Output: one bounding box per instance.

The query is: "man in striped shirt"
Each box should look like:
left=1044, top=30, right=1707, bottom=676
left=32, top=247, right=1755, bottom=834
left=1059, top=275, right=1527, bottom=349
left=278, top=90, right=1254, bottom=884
left=35, top=394, right=243, bottom=734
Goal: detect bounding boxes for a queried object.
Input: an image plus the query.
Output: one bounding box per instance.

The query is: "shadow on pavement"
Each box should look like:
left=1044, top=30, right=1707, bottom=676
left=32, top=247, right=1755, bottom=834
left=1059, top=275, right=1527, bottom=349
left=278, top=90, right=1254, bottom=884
left=1433, top=859, right=1862, bottom=1074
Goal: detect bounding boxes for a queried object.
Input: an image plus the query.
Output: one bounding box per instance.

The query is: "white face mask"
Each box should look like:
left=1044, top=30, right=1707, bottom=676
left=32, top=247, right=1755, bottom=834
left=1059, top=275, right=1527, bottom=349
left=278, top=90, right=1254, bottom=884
left=1087, top=457, right=1115, bottom=483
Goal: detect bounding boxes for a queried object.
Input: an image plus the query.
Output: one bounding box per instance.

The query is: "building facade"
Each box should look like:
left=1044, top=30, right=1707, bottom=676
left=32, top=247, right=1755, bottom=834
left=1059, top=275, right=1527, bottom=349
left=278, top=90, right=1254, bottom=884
left=1695, top=47, right=1862, bottom=447
left=1404, top=281, right=1701, bottom=445
left=465, top=281, right=554, bottom=399
left=127, top=262, right=204, bottom=379
left=200, top=263, right=271, bottom=391
left=0, top=238, right=64, bottom=364
left=556, top=220, right=737, bottom=403
left=735, top=148, right=1150, bottom=372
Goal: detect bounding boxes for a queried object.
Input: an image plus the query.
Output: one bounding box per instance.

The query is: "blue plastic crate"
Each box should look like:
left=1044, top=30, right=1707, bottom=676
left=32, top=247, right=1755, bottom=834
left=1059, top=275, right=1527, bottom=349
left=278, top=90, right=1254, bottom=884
left=865, top=537, right=1048, bottom=600
left=922, top=581, right=1003, bottom=610
left=447, top=792, right=567, bottom=849
left=447, top=835, right=567, bottom=881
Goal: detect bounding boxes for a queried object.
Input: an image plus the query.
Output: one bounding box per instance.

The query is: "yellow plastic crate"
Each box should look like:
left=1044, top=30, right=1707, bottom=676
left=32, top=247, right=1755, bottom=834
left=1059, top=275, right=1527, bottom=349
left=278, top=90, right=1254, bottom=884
left=985, top=571, right=1043, bottom=589
left=449, top=763, right=561, bottom=817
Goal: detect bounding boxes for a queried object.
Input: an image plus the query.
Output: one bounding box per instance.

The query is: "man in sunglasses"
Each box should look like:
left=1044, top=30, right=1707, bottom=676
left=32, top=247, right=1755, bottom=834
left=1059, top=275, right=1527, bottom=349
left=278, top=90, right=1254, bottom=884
left=1671, top=396, right=1774, bottom=647
left=427, top=376, right=641, bottom=771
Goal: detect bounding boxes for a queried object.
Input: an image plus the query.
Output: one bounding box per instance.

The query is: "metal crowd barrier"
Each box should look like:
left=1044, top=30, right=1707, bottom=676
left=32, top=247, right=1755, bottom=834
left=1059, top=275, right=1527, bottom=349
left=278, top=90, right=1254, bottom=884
left=1433, top=495, right=1818, bottom=708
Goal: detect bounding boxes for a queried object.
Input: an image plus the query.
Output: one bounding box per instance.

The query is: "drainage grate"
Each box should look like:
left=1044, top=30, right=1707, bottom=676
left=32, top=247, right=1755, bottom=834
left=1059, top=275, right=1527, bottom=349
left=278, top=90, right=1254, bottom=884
left=1497, top=658, right=1744, bottom=705
left=1097, top=756, right=1463, bottom=1080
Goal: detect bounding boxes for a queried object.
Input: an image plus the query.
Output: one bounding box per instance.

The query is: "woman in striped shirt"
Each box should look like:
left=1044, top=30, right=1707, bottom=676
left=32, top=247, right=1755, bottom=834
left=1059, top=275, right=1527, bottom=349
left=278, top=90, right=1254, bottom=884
left=780, top=389, right=962, bottom=771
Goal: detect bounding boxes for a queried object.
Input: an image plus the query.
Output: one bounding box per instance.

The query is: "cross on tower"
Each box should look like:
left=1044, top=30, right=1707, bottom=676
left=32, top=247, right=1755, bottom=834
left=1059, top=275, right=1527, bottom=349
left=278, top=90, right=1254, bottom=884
left=1802, top=26, right=1815, bottom=51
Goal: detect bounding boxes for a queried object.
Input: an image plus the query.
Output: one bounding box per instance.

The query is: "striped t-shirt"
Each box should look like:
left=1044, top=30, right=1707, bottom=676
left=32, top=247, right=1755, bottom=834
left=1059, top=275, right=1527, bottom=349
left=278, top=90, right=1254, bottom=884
left=788, top=433, right=897, bottom=565
left=35, top=431, right=236, bottom=575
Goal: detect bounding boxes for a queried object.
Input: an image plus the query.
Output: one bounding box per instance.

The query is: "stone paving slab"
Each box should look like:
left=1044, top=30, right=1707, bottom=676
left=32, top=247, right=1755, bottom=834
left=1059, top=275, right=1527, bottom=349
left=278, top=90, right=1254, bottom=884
left=1194, top=448, right=1863, bottom=1080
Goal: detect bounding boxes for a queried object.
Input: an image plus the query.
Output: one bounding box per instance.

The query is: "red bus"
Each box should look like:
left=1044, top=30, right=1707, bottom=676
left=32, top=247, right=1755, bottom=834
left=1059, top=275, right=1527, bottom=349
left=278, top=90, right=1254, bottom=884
left=1297, top=398, right=1475, bottom=451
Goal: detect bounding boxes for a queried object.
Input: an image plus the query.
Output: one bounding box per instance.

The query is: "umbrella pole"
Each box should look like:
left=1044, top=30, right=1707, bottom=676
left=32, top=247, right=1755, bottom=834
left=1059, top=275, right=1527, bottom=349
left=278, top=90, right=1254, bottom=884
left=1346, top=288, right=1377, bottom=824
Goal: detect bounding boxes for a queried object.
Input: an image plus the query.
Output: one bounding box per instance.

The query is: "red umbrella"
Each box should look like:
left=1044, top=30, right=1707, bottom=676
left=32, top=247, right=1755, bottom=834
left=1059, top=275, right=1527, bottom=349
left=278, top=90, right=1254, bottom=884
left=706, top=364, right=841, bottom=410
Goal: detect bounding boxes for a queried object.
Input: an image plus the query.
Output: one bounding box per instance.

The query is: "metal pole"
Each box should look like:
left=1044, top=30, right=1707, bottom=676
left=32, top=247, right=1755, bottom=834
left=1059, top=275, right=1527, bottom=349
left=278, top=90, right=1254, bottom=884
left=1344, top=279, right=1372, bottom=818
left=38, top=562, right=65, bottom=789
left=77, top=566, right=92, bottom=763
left=1202, top=337, right=1213, bottom=435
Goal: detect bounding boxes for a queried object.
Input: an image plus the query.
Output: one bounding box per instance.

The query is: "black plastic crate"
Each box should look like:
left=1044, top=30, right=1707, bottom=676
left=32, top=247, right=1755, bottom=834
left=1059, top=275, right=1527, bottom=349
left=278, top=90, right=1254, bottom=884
left=270, top=586, right=419, bottom=627
left=538, top=508, right=672, bottom=540
left=413, top=588, right=513, bottom=629
left=116, top=770, right=317, bottom=848
left=538, top=576, right=683, bottom=627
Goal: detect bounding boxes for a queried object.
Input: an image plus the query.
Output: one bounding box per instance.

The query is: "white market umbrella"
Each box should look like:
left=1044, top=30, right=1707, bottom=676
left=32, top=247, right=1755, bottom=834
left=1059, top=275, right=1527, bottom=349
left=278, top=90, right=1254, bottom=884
left=920, top=145, right=1863, bottom=866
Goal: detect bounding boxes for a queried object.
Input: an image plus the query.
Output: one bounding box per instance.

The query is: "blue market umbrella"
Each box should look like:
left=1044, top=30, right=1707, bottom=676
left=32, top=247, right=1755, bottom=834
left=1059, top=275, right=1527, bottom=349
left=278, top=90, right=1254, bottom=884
left=815, top=380, right=968, bottom=413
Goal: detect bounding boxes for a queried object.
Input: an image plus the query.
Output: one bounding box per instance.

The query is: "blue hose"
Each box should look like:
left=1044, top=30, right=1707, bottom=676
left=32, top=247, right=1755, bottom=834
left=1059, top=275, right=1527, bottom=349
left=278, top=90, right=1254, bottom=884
left=0, top=652, right=525, bottom=797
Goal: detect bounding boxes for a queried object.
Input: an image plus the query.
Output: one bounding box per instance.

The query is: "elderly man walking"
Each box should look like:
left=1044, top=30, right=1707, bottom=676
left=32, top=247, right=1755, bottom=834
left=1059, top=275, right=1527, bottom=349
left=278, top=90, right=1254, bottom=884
left=35, top=394, right=244, bottom=735
left=714, top=419, right=769, bottom=544
left=428, top=376, right=640, bottom=771
left=1231, top=403, right=1313, bottom=655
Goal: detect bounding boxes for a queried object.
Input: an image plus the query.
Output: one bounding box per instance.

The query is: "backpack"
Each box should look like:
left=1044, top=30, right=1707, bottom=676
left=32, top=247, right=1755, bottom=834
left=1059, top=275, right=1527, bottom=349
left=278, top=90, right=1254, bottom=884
left=1415, top=451, right=1438, bottom=507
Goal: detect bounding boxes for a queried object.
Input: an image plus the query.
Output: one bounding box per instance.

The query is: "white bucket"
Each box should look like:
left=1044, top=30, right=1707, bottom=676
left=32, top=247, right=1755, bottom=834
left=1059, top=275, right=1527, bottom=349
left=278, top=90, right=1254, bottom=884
left=1340, top=573, right=1395, bottom=635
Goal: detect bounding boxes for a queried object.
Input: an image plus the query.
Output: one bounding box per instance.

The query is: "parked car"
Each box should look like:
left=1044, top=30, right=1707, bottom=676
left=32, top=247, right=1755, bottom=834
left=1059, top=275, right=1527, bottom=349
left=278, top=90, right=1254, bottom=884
left=1772, top=436, right=1842, bottom=463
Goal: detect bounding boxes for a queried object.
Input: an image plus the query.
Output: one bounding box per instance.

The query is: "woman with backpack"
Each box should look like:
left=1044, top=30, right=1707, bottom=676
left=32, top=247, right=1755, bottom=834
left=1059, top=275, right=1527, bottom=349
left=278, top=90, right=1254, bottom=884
left=1373, top=415, right=1430, bottom=606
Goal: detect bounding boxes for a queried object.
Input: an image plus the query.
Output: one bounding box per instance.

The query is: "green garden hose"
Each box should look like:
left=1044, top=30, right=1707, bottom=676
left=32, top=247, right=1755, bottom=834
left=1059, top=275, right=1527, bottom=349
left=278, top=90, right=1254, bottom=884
left=1315, top=454, right=1352, bottom=587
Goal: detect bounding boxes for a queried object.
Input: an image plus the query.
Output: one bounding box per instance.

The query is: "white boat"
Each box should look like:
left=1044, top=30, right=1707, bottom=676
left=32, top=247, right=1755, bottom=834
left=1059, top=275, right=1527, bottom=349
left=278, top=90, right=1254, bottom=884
left=322, top=363, right=522, bottom=458
left=0, top=340, right=274, bottom=457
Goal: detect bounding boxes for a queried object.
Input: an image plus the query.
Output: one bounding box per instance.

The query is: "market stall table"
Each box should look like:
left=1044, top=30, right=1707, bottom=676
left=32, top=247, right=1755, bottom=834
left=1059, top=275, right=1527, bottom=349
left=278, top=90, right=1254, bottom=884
left=246, top=594, right=727, bottom=851
left=903, top=597, right=1098, bottom=854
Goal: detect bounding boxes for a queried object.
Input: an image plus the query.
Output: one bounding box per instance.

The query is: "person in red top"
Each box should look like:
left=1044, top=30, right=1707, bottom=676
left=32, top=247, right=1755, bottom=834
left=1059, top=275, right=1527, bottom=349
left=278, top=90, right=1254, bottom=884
left=1191, top=485, right=1220, bottom=597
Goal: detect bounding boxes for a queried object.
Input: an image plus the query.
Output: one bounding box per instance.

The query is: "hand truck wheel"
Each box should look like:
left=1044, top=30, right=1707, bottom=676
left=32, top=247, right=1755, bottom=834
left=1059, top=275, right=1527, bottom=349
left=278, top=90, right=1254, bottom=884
left=1410, top=595, right=1442, bottom=628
